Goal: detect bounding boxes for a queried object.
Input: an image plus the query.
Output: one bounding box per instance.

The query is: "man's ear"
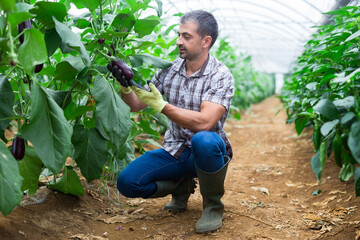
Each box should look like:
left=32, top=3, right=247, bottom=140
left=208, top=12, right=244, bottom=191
left=202, top=36, right=212, bottom=49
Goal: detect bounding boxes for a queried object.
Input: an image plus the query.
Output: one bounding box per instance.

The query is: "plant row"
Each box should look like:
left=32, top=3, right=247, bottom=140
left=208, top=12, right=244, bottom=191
left=213, top=38, right=275, bottom=119
left=0, top=0, right=176, bottom=216
left=280, top=6, right=360, bottom=195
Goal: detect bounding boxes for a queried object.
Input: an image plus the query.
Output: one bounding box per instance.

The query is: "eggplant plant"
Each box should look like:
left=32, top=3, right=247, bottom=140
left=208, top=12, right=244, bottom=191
left=0, top=0, right=176, bottom=216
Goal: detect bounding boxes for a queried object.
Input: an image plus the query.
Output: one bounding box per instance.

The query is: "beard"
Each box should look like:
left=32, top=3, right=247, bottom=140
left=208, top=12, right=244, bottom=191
left=178, top=45, right=200, bottom=60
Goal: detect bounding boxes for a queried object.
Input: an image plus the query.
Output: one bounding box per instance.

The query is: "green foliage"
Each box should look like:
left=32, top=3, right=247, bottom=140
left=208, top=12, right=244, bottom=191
left=212, top=38, right=275, bottom=116
left=0, top=0, right=176, bottom=216
left=280, top=6, right=360, bottom=195
left=0, top=141, right=23, bottom=216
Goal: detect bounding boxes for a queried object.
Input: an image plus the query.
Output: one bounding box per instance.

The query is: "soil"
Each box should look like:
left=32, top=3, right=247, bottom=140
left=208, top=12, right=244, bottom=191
left=1, top=96, right=360, bottom=240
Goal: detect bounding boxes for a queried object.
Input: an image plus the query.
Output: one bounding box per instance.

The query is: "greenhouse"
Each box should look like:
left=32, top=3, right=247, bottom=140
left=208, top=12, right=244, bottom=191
left=1, top=0, right=360, bottom=239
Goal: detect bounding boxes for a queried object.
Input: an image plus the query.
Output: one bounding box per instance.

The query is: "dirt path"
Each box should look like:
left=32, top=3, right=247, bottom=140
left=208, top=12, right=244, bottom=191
left=1, top=96, right=359, bottom=240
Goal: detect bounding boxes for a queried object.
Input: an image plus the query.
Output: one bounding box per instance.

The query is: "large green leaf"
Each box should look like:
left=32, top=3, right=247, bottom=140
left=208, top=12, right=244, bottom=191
left=311, top=141, right=327, bottom=182
left=339, top=163, right=355, bottom=181
left=348, top=121, right=360, bottom=164
left=72, top=124, right=110, bottom=182
left=45, top=89, right=71, bottom=109
left=91, top=75, right=132, bottom=151
left=72, top=0, right=99, bottom=11
left=341, top=112, right=357, bottom=127
left=53, top=16, right=90, bottom=66
left=313, top=99, right=339, bottom=120
left=18, top=28, right=48, bottom=76
left=333, top=96, right=355, bottom=112
left=21, top=82, right=73, bottom=174
left=54, top=61, right=78, bottom=82
left=0, top=141, right=23, bottom=216
left=30, top=1, right=67, bottom=27
left=345, top=30, right=360, bottom=42
left=64, top=101, right=93, bottom=121
left=339, top=150, right=355, bottom=181
left=44, top=28, right=62, bottom=57
left=112, top=141, right=135, bottom=176
left=112, top=12, right=136, bottom=33
left=19, top=146, right=43, bottom=195
left=295, top=115, right=309, bottom=135
left=134, top=16, right=160, bottom=38
left=354, top=168, right=360, bottom=197
left=7, top=3, right=34, bottom=28
left=130, top=53, right=172, bottom=68
left=0, top=75, right=14, bottom=141
left=0, top=0, right=16, bottom=12
left=332, top=133, right=343, bottom=167
left=47, top=166, right=84, bottom=196
left=320, top=119, right=339, bottom=137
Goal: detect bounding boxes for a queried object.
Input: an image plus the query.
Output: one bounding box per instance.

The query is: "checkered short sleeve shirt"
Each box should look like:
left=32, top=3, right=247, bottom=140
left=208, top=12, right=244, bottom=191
left=152, top=55, right=234, bottom=159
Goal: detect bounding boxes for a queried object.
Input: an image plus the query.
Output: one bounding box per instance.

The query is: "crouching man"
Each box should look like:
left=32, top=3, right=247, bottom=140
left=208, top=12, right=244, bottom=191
left=108, top=10, right=234, bottom=233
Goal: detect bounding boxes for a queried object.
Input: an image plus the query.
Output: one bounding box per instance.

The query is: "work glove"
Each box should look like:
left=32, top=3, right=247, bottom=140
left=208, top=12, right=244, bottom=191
left=131, top=80, right=168, bottom=112
left=107, top=63, right=132, bottom=94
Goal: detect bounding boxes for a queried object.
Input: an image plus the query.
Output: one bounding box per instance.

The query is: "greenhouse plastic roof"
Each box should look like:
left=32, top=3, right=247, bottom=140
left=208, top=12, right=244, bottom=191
left=161, top=0, right=360, bottom=74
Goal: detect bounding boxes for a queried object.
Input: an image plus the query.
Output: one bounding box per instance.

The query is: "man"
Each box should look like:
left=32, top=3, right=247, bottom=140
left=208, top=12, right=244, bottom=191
left=108, top=10, right=234, bottom=233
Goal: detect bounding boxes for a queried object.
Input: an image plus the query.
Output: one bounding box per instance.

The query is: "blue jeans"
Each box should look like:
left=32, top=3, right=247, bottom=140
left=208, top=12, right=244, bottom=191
left=117, top=131, right=228, bottom=198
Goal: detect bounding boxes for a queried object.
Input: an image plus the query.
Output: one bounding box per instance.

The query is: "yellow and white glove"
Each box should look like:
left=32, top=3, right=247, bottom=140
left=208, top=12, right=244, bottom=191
left=120, top=85, right=132, bottom=94
left=131, top=81, right=167, bottom=112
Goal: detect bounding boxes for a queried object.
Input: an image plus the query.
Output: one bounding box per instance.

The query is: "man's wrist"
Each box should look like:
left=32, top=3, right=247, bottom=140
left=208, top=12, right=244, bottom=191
left=155, top=100, right=168, bottom=113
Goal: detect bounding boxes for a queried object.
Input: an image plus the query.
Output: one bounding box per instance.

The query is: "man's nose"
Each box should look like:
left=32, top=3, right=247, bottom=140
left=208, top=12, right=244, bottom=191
left=176, top=37, right=183, bottom=45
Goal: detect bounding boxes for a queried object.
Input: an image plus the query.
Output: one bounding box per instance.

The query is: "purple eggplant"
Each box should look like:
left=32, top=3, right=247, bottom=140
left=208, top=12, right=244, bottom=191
left=12, top=136, right=25, bottom=160
left=35, top=64, right=43, bottom=73
left=111, top=58, right=133, bottom=81
left=18, top=20, right=32, bottom=44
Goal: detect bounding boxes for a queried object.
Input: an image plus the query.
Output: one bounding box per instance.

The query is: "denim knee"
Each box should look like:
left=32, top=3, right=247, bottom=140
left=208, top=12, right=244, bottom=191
left=117, top=171, right=143, bottom=198
left=191, top=131, right=224, bottom=157
left=191, top=131, right=226, bottom=172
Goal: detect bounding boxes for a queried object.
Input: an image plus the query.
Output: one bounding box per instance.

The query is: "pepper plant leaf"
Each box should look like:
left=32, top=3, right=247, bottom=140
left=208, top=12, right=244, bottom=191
left=313, top=99, right=339, bottom=120
left=0, top=141, right=23, bottom=216
left=311, top=141, right=327, bottom=182
left=348, top=121, right=360, bottom=164
left=72, top=124, right=110, bottom=182
left=21, top=82, right=73, bottom=174
left=47, top=166, right=84, bottom=196
left=354, top=168, right=360, bottom=197
left=295, top=115, right=309, bottom=135
left=320, top=119, right=339, bottom=137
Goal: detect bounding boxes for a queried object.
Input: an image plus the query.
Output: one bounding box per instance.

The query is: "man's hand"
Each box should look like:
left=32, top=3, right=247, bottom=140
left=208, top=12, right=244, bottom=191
left=107, top=63, right=132, bottom=94
left=131, top=80, right=167, bottom=112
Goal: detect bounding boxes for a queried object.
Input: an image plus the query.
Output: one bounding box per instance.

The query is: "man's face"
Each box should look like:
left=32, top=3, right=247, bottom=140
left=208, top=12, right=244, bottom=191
left=176, top=21, right=204, bottom=60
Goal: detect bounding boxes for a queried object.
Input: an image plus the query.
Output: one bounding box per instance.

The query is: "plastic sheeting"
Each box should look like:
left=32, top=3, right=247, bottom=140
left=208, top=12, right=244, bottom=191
left=162, top=0, right=358, bottom=73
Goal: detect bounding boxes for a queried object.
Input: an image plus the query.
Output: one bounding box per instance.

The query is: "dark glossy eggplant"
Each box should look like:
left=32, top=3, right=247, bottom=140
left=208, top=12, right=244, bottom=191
left=18, top=20, right=32, bottom=44
left=12, top=136, right=25, bottom=160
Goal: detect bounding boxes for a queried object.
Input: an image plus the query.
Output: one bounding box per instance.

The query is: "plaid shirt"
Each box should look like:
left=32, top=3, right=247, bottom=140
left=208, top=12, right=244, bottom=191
left=152, top=55, right=234, bottom=159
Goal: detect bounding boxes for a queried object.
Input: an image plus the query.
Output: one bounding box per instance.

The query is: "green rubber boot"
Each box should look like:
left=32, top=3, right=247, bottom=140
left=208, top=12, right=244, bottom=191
left=195, top=156, right=230, bottom=233
left=163, top=178, right=196, bottom=212
left=150, top=178, right=196, bottom=212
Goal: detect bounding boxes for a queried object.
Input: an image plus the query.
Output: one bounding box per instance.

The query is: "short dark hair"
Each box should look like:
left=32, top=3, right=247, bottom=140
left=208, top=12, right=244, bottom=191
left=180, top=10, right=218, bottom=48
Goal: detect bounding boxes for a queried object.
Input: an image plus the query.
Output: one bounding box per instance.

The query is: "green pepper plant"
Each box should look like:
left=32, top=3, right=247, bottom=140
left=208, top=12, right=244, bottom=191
left=280, top=6, right=360, bottom=195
